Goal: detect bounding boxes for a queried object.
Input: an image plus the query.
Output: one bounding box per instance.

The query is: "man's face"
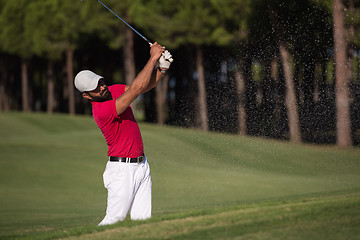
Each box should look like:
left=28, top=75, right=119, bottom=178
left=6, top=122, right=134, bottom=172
left=83, top=79, right=112, bottom=102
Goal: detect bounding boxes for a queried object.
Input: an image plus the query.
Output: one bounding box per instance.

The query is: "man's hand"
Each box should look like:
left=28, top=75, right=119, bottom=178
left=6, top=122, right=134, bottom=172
left=150, top=42, right=164, bottom=62
left=159, top=50, right=173, bottom=70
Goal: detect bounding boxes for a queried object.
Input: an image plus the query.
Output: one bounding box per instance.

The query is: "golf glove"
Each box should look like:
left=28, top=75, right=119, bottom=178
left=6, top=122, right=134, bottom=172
left=159, top=50, right=173, bottom=70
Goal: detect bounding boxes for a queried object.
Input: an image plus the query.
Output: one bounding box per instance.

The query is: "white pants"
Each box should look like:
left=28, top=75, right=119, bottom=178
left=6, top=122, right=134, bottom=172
left=98, top=157, right=152, bottom=226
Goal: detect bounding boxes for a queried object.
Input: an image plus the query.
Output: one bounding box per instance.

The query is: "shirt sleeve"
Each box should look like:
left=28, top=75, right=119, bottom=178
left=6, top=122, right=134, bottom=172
left=110, top=84, right=129, bottom=118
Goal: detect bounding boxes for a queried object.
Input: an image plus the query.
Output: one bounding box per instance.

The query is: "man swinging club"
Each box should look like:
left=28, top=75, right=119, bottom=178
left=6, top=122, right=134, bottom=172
left=74, top=42, right=173, bottom=226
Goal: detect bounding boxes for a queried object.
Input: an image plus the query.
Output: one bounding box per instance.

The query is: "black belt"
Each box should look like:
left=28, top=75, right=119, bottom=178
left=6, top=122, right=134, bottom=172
left=109, top=155, right=145, bottom=163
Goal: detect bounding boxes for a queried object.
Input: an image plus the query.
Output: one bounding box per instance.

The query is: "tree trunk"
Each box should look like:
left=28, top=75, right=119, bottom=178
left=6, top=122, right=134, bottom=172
left=155, top=74, right=169, bottom=125
left=333, top=0, right=353, bottom=146
left=244, top=57, right=257, bottom=135
left=196, top=45, right=208, bottom=131
left=272, top=57, right=285, bottom=138
left=124, top=13, right=137, bottom=110
left=47, top=61, right=55, bottom=114
left=124, top=27, right=136, bottom=86
left=186, top=47, right=197, bottom=127
left=0, top=82, right=4, bottom=111
left=269, top=6, right=302, bottom=143
left=21, top=60, right=30, bottom=112
left=66, top=45, right=75, bottom=115
left=319, top=62, right=327, bottom=102
left=279, top=44, right=302, bottom=143
left=235, top=60, right=247, bottom=135
left=0, top=59, right=10, bottom=111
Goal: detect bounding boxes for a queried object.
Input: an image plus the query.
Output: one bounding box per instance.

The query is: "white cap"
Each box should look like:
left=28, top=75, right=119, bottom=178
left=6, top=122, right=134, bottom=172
left=74, top=70, right=103, bottom=92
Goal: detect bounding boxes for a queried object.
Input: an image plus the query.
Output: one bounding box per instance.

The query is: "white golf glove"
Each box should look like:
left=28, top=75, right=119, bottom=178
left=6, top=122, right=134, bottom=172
left=159, top=50, right=173, bottom=70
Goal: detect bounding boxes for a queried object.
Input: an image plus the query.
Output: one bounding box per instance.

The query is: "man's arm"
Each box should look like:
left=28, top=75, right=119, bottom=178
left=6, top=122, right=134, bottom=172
left=115, top=43, right=163, bottom=115
left=140, top=50, right=173, bottom=94
left=139, top=67, right=166, bottom=94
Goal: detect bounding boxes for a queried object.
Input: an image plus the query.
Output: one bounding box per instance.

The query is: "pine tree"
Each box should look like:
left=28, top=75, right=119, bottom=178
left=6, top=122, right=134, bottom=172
left=0, top=0, right=33, bottom=112
left=333, top=0, right=353, bottom=146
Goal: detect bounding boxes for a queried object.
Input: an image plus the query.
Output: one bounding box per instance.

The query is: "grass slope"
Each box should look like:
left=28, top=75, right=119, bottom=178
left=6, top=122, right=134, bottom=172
left=64, top=193, right=360, bottom=240
left=0, top=112, right=359, bottom=240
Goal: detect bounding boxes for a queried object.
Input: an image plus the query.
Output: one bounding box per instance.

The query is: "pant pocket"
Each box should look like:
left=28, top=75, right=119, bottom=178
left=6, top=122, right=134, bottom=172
left=103, top=162, right=121, bottom=188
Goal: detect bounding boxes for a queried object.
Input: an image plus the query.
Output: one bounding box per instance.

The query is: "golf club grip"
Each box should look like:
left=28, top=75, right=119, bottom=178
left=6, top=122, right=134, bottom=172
left=149, top=43, right=173, bottom=62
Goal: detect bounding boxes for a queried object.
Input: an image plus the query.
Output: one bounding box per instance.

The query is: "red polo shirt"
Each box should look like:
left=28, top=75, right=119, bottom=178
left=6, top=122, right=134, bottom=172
left=91, top=84, right=144, bottom=158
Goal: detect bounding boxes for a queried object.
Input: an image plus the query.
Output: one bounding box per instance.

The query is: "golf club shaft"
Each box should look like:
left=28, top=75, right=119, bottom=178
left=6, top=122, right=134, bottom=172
left=97, top=0, right=152, bottom=45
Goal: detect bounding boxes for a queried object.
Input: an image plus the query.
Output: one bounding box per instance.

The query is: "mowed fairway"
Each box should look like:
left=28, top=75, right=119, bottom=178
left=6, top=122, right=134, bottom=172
left=0, top=112, right=359, bottom=240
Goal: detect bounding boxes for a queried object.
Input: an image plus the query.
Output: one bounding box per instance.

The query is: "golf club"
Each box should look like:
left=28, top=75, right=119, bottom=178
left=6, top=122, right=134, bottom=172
left=82, top=0, right=173, bottom=62
left=96, top=0, right=152, bottom=45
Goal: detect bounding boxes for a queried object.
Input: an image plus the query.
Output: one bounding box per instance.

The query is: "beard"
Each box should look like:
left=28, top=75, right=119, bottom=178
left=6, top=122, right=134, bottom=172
left=91, top=88, right=112, bottom=102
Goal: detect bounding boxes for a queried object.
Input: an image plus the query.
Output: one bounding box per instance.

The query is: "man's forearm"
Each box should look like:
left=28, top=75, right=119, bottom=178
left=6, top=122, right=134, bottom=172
left=115, top=43, right=164, bottom=115
left=141, top=67, right=165, bottom=94
left=128, top=58, right=158, bottom=94
left=115, top=58, right=158, bottom=115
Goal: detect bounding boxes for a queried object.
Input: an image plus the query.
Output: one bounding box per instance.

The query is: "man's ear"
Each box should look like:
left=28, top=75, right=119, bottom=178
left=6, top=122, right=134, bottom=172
left=82, top=92, right=92, bottom=100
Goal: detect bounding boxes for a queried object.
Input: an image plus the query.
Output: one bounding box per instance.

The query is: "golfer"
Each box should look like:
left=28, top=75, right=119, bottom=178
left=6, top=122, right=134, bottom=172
left=74, top=43, right=172, bottom=226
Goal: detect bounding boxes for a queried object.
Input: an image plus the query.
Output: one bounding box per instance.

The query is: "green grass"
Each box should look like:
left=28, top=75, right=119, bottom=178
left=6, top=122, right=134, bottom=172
left=63, top=193, right=360, bottom=240
left=0, top=112, right=359, bottom=240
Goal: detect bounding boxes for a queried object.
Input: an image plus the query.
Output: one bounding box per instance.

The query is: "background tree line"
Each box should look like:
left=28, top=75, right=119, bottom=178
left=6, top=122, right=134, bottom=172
left=0, top=0, right=359, bottom=146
